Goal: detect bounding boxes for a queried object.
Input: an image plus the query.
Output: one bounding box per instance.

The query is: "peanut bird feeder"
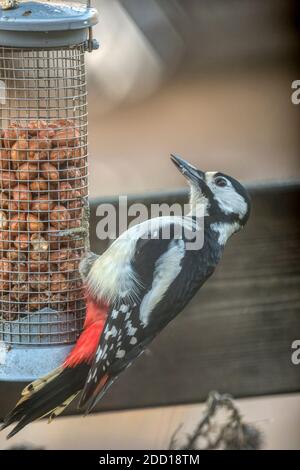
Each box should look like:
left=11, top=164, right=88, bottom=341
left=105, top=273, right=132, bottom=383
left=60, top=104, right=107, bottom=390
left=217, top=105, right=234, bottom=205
left=0, top=1, right=98, bottom=381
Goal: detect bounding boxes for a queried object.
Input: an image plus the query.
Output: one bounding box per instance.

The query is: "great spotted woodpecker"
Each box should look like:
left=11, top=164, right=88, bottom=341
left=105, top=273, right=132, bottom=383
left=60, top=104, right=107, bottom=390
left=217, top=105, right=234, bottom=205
left=2, top=155, right=251, bottom=438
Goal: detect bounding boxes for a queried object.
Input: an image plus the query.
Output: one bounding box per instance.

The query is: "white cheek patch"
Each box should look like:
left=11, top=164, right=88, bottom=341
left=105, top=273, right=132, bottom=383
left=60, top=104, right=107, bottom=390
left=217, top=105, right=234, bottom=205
left=214, top=188, right=247, bottom=219
left=206, top=173, right=247, bottom=219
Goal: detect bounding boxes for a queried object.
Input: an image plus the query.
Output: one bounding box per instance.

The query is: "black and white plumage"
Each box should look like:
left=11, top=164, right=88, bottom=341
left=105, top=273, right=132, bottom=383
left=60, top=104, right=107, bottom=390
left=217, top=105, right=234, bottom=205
left=78, top=155, right=251, bottom=412
left=2, top=155, right=251, bottom=437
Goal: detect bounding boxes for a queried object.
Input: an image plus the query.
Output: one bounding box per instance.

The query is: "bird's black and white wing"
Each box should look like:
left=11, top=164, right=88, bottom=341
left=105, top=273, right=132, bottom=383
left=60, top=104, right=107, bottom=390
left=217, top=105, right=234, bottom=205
left=79, top=217, right=202, bottom=412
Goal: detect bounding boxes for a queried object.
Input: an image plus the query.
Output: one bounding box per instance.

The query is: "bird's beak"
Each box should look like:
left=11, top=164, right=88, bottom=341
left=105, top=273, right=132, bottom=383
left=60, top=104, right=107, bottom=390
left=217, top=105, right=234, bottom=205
left=170, top=154, right=205, bottom=184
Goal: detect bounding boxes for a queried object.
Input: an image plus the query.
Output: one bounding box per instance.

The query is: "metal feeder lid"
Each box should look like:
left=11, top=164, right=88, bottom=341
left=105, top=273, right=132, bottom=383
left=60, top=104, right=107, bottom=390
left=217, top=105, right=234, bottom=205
left=0, top=1, right=99, bottom=48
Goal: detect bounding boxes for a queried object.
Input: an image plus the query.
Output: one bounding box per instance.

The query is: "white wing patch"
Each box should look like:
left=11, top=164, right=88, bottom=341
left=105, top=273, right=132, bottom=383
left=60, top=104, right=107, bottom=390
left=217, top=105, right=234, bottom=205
left=126, top=321, right=137, bottom=336
left=120, top=304, right=129, bottom=313
left=139, top=239, right=185, bottom=327
left=111, top=309, right=119, bottom=319
left=116, top=349, right=126, bottom=359
left=130, top=337, right=137, bottom=345
left=86, top=216, right=197, bottom=305
left=104, top=325, right=118, bottom=340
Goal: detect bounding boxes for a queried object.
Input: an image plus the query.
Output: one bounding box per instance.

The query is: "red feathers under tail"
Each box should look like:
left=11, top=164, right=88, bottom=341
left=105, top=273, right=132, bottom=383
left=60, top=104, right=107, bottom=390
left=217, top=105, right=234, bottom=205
left=1, top=299, right=108, bottom=439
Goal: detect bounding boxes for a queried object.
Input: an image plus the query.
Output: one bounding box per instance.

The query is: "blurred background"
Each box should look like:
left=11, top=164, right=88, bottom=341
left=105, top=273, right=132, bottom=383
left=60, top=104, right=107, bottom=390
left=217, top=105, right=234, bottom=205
left=86, top=0, right=300, bottom=197
left=1, top=0, right=300, bottom=450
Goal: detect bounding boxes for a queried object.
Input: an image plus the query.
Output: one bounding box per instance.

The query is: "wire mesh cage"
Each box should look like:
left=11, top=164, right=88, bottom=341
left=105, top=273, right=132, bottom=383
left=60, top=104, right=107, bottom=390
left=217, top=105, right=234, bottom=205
left=0, top=1, right=98, bottom=380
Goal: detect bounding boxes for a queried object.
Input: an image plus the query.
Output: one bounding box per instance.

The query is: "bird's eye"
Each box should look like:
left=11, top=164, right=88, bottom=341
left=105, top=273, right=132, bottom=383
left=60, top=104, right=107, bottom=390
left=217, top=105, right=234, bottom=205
left=215, top=177, right=227, bottom=187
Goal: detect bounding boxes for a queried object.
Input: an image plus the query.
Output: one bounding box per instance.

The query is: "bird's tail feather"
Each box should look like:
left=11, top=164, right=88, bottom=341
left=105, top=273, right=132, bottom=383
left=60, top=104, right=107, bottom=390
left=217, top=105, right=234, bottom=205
left=80, top=374, right=116, bottom=415
left=1, top=363, right=89, bottom=439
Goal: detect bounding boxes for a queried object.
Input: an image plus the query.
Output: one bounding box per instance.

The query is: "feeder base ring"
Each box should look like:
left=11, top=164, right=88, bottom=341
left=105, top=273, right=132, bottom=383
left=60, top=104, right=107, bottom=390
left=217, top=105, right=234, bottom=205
left=0, top=343, right=72, bottom=382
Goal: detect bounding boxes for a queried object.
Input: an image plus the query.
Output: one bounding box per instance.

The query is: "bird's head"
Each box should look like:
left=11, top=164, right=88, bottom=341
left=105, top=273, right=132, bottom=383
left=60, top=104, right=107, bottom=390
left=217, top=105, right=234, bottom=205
left=171, top=154, right=251, bottom=239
